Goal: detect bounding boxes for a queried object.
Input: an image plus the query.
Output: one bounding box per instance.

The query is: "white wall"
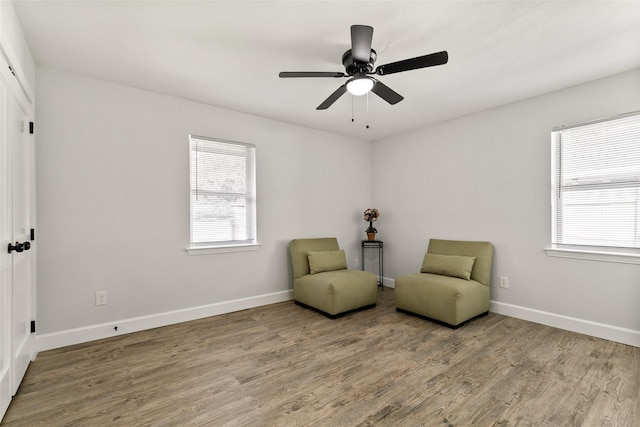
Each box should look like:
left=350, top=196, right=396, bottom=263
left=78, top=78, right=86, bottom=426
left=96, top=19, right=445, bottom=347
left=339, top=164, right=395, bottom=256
left=373, top=69, right=640, bottom=344
left=35, top=67, right=372, bottom=345
left=34, top=63, right=640, bottom=348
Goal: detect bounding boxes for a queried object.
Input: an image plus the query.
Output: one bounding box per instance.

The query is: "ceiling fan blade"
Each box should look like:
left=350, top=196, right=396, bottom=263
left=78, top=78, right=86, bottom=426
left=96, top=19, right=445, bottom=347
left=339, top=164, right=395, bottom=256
left=279, top=71, right=346, bottom=78
left=371, top=79, right=404, bottom=105
left=351, top=25, right=374, bottom=63
left=317, top=85, right=347, bottom=110
left=375, top=51, right=448, bottom=76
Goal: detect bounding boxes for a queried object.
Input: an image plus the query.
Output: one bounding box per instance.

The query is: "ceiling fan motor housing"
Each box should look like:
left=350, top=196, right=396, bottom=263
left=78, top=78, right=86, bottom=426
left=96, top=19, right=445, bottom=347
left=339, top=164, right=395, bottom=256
left=342, top=49, right=377, bottom=76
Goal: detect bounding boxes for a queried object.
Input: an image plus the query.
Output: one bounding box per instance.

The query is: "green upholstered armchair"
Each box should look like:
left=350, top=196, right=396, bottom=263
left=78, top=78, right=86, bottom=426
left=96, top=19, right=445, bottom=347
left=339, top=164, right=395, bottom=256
left=289, top=238, right=378, bottom=317
left=395, top=239, right=494, bottom=328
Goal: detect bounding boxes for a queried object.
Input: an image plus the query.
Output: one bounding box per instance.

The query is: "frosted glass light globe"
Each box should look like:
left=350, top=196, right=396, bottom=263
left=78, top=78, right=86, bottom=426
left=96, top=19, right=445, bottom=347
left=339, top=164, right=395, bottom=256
left=346, top=77, right=374, bottom=96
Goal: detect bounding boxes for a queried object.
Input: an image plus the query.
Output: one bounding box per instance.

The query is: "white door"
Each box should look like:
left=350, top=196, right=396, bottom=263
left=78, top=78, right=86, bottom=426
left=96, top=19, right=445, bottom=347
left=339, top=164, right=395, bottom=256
left=8, top=84, right=34, bottom=395
left=0, top=54, right=36, bottom=419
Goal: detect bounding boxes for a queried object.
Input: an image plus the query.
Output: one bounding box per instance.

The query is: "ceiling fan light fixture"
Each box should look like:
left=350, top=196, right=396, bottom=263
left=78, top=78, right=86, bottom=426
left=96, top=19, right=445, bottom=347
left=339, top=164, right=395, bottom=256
left=346, top=77, right=375, bottom=96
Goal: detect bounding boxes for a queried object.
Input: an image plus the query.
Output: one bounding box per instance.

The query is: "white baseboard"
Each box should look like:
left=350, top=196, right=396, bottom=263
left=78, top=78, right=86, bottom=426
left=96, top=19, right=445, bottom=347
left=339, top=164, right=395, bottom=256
left=37, top=290, right=294, bottom=352
left=382, top=277, right=395, bottom=288
left=491, top=301, right=640, bottom=348
left=37, top=287, right=639, bottom=351
left=383, top=277, right=637, bottom=347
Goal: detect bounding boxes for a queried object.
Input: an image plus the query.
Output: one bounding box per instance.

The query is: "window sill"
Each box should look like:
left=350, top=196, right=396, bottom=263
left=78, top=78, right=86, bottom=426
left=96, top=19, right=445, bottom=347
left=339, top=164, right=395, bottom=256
left=544, top=246, right=640, bottom=265
left=185, top=243, right=261, bottom=255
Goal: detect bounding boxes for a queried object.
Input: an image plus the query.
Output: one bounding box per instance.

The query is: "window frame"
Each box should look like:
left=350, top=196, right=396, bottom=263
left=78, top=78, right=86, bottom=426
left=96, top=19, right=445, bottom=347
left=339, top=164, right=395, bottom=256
left=186, top=135, right=258, bottom=255
left=545, top=111, right=640, bottom=264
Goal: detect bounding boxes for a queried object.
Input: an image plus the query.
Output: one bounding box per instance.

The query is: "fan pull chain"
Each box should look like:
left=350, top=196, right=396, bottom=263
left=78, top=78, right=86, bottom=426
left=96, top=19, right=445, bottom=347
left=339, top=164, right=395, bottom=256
left=366, top=92, right=370, bottom=129
left=350, top=94, right=371, bottom=129
left=351, top=95, right=355, bottom=123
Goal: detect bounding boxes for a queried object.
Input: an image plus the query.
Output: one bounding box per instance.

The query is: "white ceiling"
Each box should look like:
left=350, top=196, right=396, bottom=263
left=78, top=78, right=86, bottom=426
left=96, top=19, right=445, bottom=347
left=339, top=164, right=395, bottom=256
left=12, top=0, right=640, bottom=141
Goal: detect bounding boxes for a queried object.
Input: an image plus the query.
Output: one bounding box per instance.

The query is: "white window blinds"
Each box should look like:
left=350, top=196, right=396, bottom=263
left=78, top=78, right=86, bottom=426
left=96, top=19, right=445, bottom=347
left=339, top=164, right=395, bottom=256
left=189, top=135, right=256, bottom=246
left=551, top=111, right=640, bottom=251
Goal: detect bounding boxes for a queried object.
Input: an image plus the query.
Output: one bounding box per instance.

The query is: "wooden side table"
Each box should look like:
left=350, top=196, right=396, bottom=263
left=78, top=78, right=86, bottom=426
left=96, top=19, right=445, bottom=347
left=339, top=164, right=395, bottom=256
left=361, top=240, right=383, bottom=289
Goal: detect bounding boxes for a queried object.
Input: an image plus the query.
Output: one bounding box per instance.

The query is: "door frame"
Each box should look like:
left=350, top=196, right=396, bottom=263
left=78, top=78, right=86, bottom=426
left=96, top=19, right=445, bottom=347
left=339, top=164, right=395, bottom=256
left=0, top=47, right=37, bottom=420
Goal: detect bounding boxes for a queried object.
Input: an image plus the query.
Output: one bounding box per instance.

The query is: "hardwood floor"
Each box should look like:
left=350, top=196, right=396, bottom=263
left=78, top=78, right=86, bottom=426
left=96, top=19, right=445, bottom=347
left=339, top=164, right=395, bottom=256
left=3, top=288, right=639, bottom=426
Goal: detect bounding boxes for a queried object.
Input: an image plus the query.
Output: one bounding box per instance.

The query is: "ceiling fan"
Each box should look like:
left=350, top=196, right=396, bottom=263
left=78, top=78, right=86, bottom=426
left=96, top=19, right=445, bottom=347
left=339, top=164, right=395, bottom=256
left=279, top=25, right=448, bottom=110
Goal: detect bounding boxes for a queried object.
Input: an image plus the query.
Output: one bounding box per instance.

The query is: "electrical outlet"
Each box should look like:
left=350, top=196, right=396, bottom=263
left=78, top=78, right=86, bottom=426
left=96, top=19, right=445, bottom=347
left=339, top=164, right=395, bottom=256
left=499, top=276, right=509, bottom=289
left=354, top=258, right=360, bottom=268
left=95, top=291, right=108, bottom=306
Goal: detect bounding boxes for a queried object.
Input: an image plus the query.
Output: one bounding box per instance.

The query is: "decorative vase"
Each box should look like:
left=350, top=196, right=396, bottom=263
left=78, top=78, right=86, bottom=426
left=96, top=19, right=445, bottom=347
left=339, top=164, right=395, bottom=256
left=367, top=232, right=376, bottom=241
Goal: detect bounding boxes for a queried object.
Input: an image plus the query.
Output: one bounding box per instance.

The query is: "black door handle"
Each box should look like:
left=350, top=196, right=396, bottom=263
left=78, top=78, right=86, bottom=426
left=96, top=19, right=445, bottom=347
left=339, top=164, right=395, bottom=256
left=7, top=241, right=30, bottom=254
left=8, top=242, right=24, bottom=254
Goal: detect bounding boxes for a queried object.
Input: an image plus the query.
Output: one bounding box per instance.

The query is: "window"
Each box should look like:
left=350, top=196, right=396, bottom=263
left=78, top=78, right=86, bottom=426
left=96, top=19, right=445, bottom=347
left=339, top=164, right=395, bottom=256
left=188, top=135, right=257, bottom=252
left=548, top=111, right=640, bottom=262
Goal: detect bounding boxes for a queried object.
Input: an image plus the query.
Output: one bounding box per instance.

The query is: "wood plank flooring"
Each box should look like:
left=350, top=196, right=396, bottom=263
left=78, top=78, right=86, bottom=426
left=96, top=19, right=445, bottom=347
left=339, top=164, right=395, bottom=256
left=3, top=288, right=639, bottom=426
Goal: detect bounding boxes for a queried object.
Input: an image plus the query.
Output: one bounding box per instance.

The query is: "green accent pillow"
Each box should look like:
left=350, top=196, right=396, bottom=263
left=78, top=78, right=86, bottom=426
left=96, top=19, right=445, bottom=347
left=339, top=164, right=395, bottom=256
left=308, top=250, right=348, bottom=274
left=420, top=253, right=476, bottom=280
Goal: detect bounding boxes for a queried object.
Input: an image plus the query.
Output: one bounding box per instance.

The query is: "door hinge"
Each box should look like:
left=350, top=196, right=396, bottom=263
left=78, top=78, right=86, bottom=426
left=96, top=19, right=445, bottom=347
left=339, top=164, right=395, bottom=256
left=30, top=228, right=35, bottom=241
left=30, top=320, right=36, bottom=334
left=29, top=122, right=34, bottom=135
